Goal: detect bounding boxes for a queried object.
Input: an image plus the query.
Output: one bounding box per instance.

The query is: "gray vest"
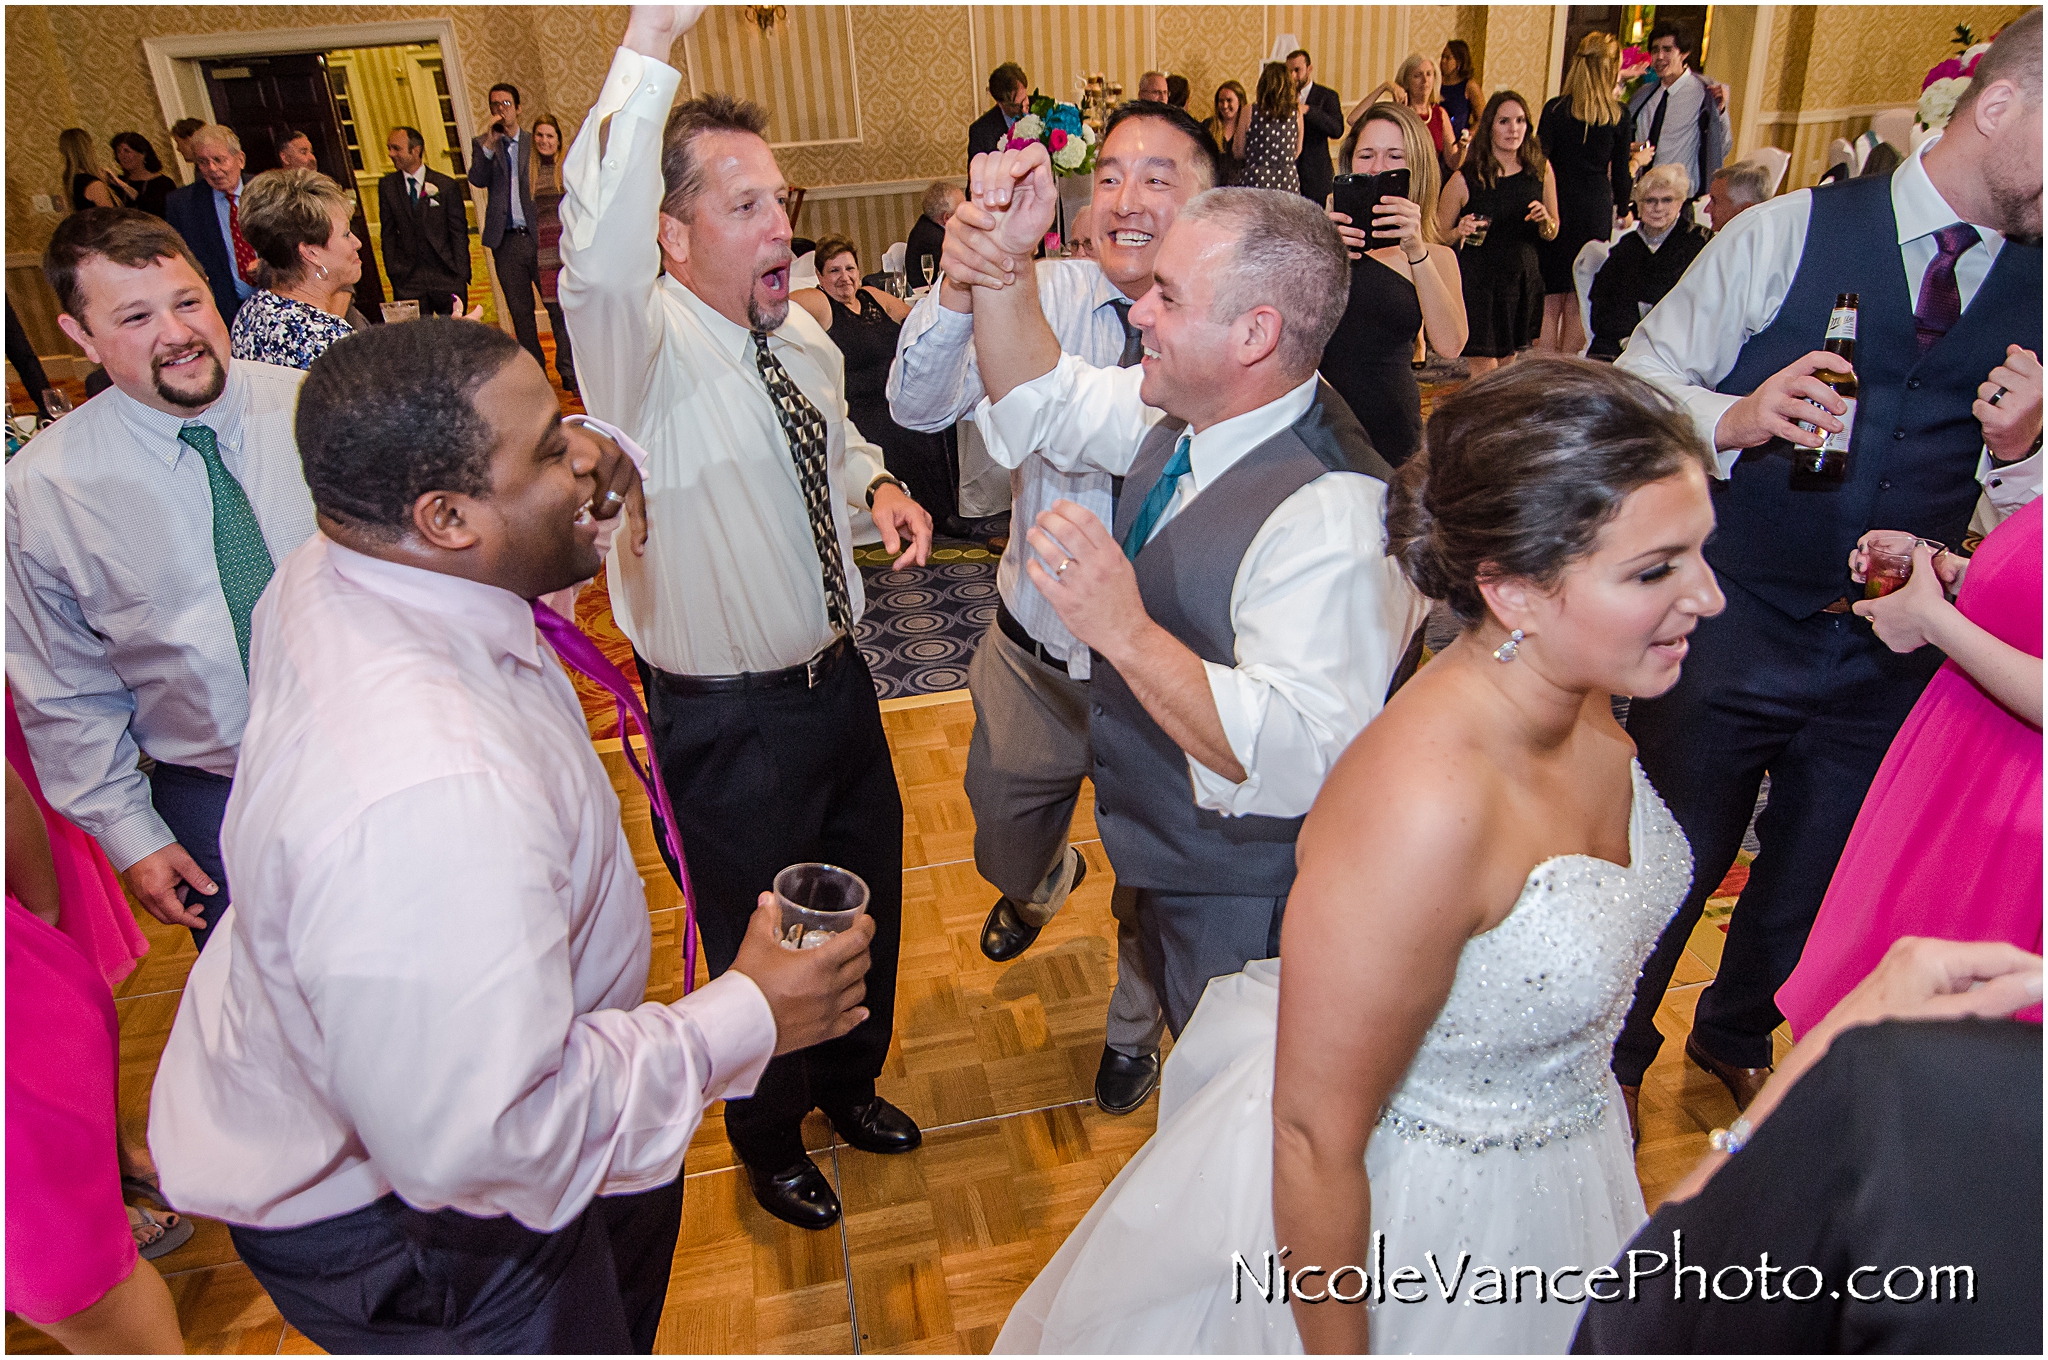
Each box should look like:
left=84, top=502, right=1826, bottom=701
left=1088, top=381, right=1392, bottom=895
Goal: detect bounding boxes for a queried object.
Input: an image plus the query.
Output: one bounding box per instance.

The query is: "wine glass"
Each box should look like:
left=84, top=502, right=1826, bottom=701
left=41, top=388, right=72, bottom=423
left=919, top=254, right=936, bottom=290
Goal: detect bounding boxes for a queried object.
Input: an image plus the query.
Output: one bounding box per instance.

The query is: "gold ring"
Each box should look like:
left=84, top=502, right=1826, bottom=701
left=1056, top=558, right=1073, bottom=577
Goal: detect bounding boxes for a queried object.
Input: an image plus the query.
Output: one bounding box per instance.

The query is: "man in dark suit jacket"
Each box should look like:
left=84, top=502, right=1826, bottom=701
left=968, top=63, right=1030, bottom=166
left=380, top=126, right=472, bottom=316
left=162, top=124, right=255, bottom=327
left=905, top=180, right=962, bottom=289
left=1286, top=50, right=1345, bottom=207
left=467, top=82, right=544, bottom=366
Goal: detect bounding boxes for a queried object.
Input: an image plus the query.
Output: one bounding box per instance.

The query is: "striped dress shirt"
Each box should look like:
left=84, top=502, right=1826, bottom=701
left=886, top=261, right=1135, bottom=679
left=5, top=360, right=316, bottom=869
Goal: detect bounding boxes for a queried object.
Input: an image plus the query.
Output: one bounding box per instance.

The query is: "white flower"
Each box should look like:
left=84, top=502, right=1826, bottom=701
left=1052, top=137, right=1087, bottom=171
left=422, top=181, right=440, bottom=198
left=1012, top=114, right=1045, bottom=142
left=1917, top=75, right=1968, bottom=131
left=1080, top=123, right=1096, bottom=145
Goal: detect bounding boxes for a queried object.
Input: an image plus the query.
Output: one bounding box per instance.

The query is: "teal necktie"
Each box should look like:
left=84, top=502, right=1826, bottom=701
left=180, top=423, right=275, bottom=674
left=1121, top=431, right=1192, bottom=561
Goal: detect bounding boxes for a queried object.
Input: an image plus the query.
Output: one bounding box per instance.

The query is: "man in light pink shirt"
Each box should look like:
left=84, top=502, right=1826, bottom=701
left=149, top=317, right=874, bottom=1352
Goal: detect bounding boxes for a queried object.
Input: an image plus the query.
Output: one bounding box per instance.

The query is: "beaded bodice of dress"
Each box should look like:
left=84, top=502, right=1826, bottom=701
left=1379, top=760, right=1691, bottom=1151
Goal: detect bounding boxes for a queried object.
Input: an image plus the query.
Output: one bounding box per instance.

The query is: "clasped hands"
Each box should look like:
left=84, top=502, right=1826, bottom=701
left=939, top=143, right=1061, bottom=296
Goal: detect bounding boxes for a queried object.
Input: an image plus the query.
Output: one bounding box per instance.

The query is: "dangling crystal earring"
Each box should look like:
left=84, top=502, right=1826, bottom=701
left=1492, top=628, right=1524, bottom=663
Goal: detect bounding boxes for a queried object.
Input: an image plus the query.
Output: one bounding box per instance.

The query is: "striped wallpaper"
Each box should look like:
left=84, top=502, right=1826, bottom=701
left=799, top=189, right=927, bottom=276
left=1266, top=4, right=1416, bottom=113
left=970, top=5, right=1152, bottom=109
left=688, top=4, right=861, bottom=147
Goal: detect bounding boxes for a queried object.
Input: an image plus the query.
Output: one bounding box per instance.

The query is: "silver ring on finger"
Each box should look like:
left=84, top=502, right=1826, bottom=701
left=601, top=490, right=626, bottom=506
left=1056, top=558, right=1073, bottom=578
left=1989, top=385, right=2008, bottom=407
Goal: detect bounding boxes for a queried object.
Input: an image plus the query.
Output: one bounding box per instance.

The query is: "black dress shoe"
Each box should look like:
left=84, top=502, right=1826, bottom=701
left=980, top=896, right=1044, bottom=962
left=938, top=513, right=977, bottom=540
left=1684, top=1032, right=1772, bottom=1111
left=745, top=1157, right=840, bottom=1230
left=825, top=1097, right=922, bottom=1154
left=1094, top=1046, right=1160, bottom=1115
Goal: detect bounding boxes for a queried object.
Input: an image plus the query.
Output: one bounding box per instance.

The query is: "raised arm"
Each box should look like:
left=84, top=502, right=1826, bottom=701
left=557, top=5, right=705, bottom=431
left=963, top=143, right=1064, bottom=404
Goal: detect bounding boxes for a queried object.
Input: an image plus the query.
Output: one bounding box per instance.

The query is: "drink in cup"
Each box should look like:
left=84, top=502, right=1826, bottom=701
left=773, top=862, right=869, bottom=950
left=381, top=299, right=421, bottom=323
left=1860, top=530, right=1939, bottom=599
left=1464, top=214, right=1491, bottom=247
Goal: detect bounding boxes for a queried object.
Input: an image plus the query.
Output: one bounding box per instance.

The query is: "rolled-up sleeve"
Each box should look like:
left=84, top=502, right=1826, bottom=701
left=559, top=47, right=682, bottom=431
left=1190, top=475, right=1424, bottom=817
left=5, top=484, right=172, bottom=870
left=972, top=353, right=1158, bottom=476
left=1616, top=193, right=1810, bottom=468
left=303, top=774, right=774, bottom=1230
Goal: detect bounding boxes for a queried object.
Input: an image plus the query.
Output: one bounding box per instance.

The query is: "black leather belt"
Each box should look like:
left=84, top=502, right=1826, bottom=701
left=997, top=601, right=1068, bottom=674
left=648, top=635, right=852, bottom=695
left=502, top=224, right=530, bottom=235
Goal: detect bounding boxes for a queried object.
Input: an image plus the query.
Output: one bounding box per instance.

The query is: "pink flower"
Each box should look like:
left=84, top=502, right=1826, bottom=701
left=1050, top=129, right=1068, bottom=150
left=1043, top=231, right=1062, bottom=253
left=1923, top=56, right=1963, bottom=89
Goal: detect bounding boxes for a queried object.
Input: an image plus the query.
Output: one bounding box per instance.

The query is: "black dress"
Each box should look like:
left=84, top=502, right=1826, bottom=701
left=1455, top=167, right=1545, bottom=358
left=1586, top=220, right=1712, bottom=359
left=69, top=173, right=100, bottom=213
left=1536, top=97, right=1634, bottom=295
left=1319, top=255, right=1425, bottom=466
left=827, top=290, right=960, bottom=525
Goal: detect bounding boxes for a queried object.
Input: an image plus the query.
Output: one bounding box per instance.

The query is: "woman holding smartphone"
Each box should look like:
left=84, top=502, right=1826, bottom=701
left=1318, top=103, right=1467, bottom=465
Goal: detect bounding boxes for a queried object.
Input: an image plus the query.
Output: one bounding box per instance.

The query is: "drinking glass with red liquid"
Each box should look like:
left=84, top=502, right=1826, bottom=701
left=1853, top=530, right=1946, bottom=599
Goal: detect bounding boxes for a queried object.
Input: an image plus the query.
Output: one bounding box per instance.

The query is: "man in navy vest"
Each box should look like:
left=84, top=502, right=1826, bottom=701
left=1613, top=10, right=2041, bottom=1128
left=949, top=142, right=1426, bottom=1057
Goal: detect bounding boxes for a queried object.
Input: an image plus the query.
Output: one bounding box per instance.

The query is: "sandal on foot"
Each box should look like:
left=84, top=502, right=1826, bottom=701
left=122, top=1173, right=173, bottom=1211
left=128, top=1204, right=194, bottom=1260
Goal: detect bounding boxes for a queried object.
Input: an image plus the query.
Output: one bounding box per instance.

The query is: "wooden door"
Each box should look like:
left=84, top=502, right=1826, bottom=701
left=200, top=53, right=352, bottom=180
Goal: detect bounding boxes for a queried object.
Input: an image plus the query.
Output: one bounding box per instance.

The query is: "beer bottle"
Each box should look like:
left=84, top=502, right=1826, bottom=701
left=1793, top=293, right=1859, bottom=483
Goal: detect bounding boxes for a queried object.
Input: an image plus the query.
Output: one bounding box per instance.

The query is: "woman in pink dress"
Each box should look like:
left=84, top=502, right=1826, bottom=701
left=1778, top=495, right=2043, bottom=1036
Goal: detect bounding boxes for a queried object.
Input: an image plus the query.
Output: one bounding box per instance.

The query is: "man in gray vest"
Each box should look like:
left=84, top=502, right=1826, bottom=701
left=951, top=143, right=1426, bottom=1042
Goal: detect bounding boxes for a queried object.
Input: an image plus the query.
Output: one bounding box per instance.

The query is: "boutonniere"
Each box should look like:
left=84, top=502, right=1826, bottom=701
left=422, top=182, right=440, bottom=202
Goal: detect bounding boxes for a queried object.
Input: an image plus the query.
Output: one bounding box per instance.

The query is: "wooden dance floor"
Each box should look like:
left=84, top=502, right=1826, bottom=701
left=6, top=688, right=1787, bottom=1355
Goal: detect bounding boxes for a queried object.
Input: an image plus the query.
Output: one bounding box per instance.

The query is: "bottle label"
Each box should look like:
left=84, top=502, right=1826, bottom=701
left=1825, top=307, right=1857, bottom=342
left=1821, top=396, right=1857, bottom=454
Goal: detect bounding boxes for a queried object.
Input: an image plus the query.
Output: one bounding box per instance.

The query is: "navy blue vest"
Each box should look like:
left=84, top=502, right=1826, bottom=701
left=1710, top=175, right=2041, bottom=618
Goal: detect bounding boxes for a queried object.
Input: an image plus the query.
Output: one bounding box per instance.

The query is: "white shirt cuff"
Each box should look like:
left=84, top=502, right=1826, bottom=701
left=674, top=970, right=777, bottom=1101
left=98, top=804, right=178, bottom=874
left=1977, top=445, right=2042, bottom=517
left=1687, top=390, right=1745, bottom=469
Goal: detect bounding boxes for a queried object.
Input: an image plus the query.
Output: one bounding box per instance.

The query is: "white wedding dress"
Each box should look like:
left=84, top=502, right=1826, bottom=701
left=997, top=761, right=1691, bottom=1354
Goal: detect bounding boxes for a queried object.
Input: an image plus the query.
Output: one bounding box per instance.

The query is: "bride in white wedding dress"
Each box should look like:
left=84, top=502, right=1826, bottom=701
left=997, top=360, right=1726, bottom=1354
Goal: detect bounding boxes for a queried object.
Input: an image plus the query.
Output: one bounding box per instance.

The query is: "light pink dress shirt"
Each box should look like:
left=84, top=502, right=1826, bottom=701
left=149, top=535, right=776, bottom=1231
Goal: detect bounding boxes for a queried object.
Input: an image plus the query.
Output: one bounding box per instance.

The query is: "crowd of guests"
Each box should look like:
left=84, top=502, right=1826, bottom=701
left=6, top=4, right=2041, bottom=1354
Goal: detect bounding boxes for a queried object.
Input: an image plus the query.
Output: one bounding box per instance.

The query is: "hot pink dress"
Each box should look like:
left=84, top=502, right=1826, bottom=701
left=1778, top=496, right=2044, bottom=1036
left=6, top=692, right=148, bottom=988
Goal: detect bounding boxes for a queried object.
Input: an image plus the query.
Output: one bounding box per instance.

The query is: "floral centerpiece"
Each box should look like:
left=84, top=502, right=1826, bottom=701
left=1004, top=91, right=1099, bottom=176
left=1918, top=23, right=1993, bottom=132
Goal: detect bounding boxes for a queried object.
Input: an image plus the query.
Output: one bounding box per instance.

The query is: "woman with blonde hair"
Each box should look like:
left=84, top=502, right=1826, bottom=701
left=527, top=114, right=577, bottom=393
left=1437, top=89, right=1557, bottom=375
left=1537, top=30, right=1637, bottom=355
left=1360, top=53, right=1464, bottom=179
left=1205, top=79, right=1248, bottom=186
left=1320, top=102, right=1468, bottom=465
left=227, top=168, right=367, bottom=370
left=58, top=128, right=131, bottom=212
left=1234, top=62, right=1301, bottom=194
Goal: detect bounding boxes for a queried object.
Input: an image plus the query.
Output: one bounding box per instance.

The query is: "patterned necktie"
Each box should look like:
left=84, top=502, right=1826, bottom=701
left=180, top=423, right=275, bottom=674
left=530, top=602, right=700, bottom=994
left=751, top=331, right=853, bottom=635
left=225, top=192, right=257, bottom=282
left=1913, top=222, right=1981, bottom=354
left=1121, top=431, right=1193, bottom=560
left=1109, top=298, right=1145, bottom=368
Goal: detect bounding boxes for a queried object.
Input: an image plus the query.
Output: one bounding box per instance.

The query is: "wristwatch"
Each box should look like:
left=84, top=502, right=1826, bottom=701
left=866, top=473, right=909, bottom=509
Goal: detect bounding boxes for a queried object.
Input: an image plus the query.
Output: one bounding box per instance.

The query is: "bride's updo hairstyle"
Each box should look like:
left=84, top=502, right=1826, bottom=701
left=1388, top=358, right=1711, bottom=627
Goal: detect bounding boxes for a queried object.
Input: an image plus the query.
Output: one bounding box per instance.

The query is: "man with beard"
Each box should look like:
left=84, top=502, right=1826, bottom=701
left=149, top=318, right=874, bottom=1352
left=559, top=5, right=933, bottom=1233
left=1610, top=7, right=2041, bottom=1132
left=7, top=208, right=314, bottom=950
left=886, top=100, right=1219, bottom=1118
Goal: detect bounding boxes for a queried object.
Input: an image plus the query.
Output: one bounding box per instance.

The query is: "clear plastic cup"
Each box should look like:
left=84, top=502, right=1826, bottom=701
left=773, top=862, right=869, bottom=950
left=1465, top=214, right=1491, bottom=247
left=380, top=300, right=421, bottom=323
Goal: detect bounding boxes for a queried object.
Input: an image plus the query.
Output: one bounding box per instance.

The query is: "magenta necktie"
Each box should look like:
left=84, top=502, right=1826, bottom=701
left=1913, top=222, right=1981, bottom=354
left=531, top=601, right=700, bottom=994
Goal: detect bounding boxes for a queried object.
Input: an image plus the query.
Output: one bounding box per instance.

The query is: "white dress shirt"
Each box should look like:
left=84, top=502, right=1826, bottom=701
left=149, top=536, right=777, bottom=1231
left=1617, top=135, right=2040, bottom=514
left=479, top=128, right=528, bottom=228
left=5, top=361, right=316, bottom=870
left=559, top=47, right=891, bottom=676
left=886, top=261, right=1133, bottom=677
left=975, top=364, right=1425, bottom=817
left=1633, top=70, right=1710, bottom=195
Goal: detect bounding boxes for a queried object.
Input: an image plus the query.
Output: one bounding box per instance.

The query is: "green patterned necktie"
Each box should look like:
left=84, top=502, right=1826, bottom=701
left=179, top=423, right=275, bottom=674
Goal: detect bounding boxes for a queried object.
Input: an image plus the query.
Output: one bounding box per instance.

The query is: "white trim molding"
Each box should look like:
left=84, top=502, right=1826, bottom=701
left=801, top=177, right=965, bottom=202
left=1753, top=102, right=1916, bottom=127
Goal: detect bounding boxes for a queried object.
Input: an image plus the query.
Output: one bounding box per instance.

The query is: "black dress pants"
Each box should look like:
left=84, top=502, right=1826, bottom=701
left=230, top=1179, right=683, bottom=1353
left=490, top=229, right=544, bottom=367
left=148, top=762, right=234, bottom=951
left=637, top=644, right=903, bottom=1170
left=1613, top=574, right=1945, bottom=1082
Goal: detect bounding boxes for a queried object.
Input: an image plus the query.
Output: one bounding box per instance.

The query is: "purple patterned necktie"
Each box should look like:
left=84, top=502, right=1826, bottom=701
left=532, top=601, right=700, bottom=994
left=1913, top=222, right=1981, bottom=354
